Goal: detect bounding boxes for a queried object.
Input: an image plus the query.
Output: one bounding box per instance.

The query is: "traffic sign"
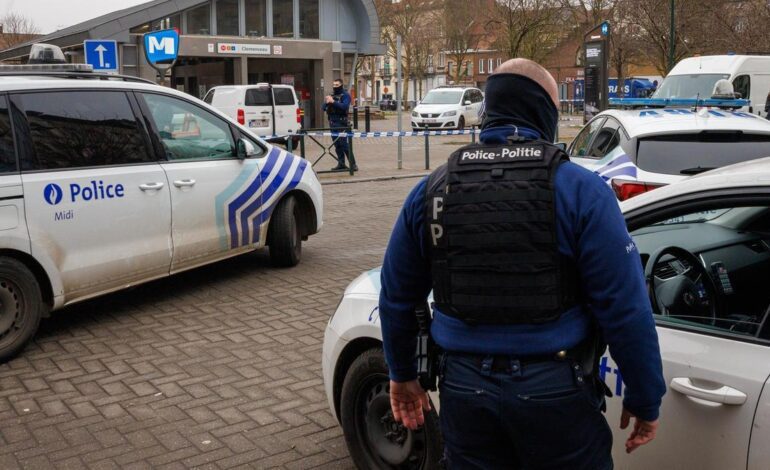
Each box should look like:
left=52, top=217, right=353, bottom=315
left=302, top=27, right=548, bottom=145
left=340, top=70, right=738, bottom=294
left=84, top=40, right=118, bottom=72
left=144, top=29, right=179, bottom=65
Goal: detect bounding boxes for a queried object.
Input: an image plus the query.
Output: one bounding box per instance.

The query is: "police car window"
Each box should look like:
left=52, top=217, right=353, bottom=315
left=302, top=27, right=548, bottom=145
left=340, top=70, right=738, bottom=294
left=15, top=91, right=153, bottom=171
left=733, top=75, right=750, bottom=100
left=245, top=89, right=272, bottom=106
left=631, top=204, right=770, bottom=344
left=636, top=133, right=770, bottom=176
left=274, top=88, right=295, bottom=106
left=0, top=96, right=17, bottom=174
left=569, top=117, right=605, bottom=157
left=587, top=118, right=621, bottom=159
left=142, top=94, right=235, bottom=161
left=203, top=89, right=215, bottom=104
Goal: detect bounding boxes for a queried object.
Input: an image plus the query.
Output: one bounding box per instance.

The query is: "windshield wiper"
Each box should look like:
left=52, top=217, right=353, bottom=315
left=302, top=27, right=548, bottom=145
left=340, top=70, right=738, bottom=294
left=680, top=166, right=716, bottom=175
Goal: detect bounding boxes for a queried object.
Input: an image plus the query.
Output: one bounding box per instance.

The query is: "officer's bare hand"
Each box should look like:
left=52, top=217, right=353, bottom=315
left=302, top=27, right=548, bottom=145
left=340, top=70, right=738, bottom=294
left=389, top=380, right=431, bottom=430
left=620, top=408, right=659, bottom=453
left=325, top=95, right=334, bottom=104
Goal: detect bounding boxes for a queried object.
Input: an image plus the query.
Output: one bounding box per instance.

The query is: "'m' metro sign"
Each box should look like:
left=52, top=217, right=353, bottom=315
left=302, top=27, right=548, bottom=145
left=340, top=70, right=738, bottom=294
left=143, top=29, right=180, bottom=65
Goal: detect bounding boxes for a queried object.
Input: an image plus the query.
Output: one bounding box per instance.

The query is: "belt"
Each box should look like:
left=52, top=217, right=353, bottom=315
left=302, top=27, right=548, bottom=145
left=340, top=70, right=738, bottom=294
left=456, top=349, right=574, bottom=374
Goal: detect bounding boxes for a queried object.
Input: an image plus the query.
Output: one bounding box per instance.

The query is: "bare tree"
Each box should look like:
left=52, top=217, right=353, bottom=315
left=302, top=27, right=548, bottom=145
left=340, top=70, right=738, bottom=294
left=443, top=0, right=483, bottom=84
left=0, top=12, right=39, bottom=48
left=487, top=0, right=564, bottom=62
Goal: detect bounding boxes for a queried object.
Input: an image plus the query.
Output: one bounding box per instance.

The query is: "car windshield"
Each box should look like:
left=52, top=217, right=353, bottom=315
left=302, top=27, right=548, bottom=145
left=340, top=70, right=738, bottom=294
left=635, top=133, right=770, bottom=176
left=421, top=90, right=462, bottom=105
left=652, top=74, right=731, bottom=99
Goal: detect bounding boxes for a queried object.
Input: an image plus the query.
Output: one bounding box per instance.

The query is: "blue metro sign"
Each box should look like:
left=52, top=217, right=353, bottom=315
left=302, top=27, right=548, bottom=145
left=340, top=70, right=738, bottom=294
left=143, top=29, right=180, bottom=65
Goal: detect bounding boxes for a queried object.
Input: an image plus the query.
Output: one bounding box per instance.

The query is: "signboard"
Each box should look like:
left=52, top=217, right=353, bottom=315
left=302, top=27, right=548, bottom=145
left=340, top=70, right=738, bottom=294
left=217, top=43, right=270, bottom=55
left=583, top=21, right=610, bottom=123
left=273, top=45, right=283, bottom=56
left=84, top=40, right=118, bottom=72
left=144, top=29, right=179, bottom=65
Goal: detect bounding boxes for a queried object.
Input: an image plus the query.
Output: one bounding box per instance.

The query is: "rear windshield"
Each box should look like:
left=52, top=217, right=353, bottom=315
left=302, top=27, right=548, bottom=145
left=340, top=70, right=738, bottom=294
left=246, top=89, right=272, bottom=106
left=636, top=133, right=770, bottom=175
left=653, top=74, right=730, bottom=99
left=274, top=88, right=296, bottom=106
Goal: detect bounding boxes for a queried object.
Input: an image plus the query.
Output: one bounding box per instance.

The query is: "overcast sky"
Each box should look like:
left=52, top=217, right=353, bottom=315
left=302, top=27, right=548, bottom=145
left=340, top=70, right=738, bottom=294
left=2, top=0, right=151, bottom=34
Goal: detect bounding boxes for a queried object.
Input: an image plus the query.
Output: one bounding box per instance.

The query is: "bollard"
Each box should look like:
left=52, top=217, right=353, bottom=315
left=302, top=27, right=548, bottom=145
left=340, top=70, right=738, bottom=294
left=348, top=130, right=356, bottom=176
left=353, top=106, right=359, bottom=130
left=471, top=126, right=476, bottom=144
left=287, top=135, right=293, bottom=153
left=364, top=106, right=371, bottom=133
left=300, top=133, right=306, bottom=159
left=424, top=131, right=430, bottom=170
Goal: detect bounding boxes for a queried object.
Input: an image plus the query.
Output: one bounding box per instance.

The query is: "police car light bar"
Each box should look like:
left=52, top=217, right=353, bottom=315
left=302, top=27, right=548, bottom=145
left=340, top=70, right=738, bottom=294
left=0, top=63, right=94, bottom=72
left=609, top=97, right=750, bottom=108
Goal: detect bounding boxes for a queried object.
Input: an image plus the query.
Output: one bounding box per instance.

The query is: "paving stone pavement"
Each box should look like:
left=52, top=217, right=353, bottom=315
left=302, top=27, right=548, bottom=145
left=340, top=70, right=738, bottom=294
left=0, top=177, right=422, bottom=469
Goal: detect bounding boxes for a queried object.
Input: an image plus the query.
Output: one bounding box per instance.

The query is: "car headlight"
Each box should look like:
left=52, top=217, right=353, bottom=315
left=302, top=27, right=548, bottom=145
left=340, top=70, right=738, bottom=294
left=442, top=110, right=457, bottom=117
left=412, top=111, right=419, bottom=118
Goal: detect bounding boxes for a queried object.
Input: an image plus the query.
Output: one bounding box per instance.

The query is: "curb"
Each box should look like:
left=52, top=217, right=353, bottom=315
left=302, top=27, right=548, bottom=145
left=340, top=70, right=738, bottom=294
left=320, top=172, right=429, bottom=185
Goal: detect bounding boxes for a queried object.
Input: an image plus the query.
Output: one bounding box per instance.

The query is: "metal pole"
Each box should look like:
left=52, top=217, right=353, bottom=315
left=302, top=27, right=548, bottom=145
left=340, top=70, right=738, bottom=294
left=365, top=106, right=371, bottom=133
left=424, top=132, right=430, bottom=170
left=396, top=34, right=403, bottom=170
left=668, top=0, right=675, bottom=72
left=353, top=105, right=359, bottom=129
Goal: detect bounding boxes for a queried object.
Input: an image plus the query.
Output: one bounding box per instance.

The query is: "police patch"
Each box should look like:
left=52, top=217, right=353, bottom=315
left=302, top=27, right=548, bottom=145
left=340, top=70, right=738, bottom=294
left=457, top=145, right=545, bottom=164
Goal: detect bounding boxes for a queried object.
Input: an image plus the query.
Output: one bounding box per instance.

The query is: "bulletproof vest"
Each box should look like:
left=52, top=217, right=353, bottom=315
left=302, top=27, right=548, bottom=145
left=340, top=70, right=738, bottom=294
left=425, top=137, right=580, bottom=325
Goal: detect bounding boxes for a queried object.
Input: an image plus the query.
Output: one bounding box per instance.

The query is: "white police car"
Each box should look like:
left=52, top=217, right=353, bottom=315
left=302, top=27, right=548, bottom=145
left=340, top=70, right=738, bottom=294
left=569, top=98, right=770, bottom=200
left=323, top=157, right=770, bottom=469
left=0, top=53, right=322, bottom=362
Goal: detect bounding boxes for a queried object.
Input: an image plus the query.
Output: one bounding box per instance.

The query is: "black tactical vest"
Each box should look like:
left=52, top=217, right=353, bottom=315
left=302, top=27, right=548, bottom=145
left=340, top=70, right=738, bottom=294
left=425, top=137, right=580, bottom=325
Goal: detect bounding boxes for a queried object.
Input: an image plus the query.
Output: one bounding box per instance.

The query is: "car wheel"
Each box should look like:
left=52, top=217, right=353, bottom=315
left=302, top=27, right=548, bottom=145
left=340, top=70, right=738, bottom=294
left=0, top=257, right=44, bottom=363
left=457, top=116, right=465, bottom=130
left=268, top=196, right=301, bottom=267
left=340, top=348, right=443, bottom=470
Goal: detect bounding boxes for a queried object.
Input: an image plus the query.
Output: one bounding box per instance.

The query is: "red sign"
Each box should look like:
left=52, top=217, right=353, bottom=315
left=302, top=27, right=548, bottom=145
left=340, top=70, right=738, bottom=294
left=383, top=86, right=389, bottom=93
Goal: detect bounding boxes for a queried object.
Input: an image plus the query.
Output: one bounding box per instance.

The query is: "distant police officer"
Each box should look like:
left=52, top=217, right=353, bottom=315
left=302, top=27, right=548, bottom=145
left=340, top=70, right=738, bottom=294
left=323, top=79, right=356, bottom=171
left=379, top=59, right=666, bottom=469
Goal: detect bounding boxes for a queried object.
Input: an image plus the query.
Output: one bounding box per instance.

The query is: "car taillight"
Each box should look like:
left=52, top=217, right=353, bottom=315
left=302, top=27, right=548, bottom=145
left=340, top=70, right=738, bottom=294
left=237, top=108, right=245, bottom=125
left=296, top=107, right=302, bottom=124
left=611, top=179, right=665, bottom=201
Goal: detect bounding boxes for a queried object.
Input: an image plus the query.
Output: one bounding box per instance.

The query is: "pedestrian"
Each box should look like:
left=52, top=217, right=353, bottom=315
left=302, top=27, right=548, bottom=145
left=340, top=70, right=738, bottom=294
left=379, top=58, right=666, bottom=469
left=322, top=79, right=356, bottom=171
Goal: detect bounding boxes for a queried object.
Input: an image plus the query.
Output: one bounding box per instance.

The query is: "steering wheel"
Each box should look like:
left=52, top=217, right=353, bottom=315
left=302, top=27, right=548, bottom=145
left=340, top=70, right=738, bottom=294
left=644, top=246, right=722, bottom=324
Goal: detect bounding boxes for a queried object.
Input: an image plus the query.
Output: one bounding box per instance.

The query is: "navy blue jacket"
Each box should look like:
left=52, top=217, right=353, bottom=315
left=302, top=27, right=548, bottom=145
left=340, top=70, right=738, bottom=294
left=322, top=88, right=351, bottom=119
left=379, top=126, right=666, bottom=422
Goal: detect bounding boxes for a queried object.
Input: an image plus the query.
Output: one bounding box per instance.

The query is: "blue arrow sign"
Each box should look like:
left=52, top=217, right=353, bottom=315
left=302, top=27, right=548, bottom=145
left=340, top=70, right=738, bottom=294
left=84, top=40, right=118, bottom=72
left=144, top=29, right=180, bottom=65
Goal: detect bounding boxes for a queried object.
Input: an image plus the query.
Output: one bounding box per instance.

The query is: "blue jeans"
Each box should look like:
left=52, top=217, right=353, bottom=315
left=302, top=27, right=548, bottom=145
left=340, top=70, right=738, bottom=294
left=328, top=119, right=350, bottom=166
left=438, top=352, right=613, bottom=470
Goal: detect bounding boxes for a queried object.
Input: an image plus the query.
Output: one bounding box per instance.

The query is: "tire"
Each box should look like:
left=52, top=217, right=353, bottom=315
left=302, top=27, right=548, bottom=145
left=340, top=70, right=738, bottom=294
left=0, top=257, right=44, bottom=363
left=340, top=348, right=443, bottom=470
left=268, top=196, right=302, bottom=267
left=457, top=116, right=465, bottom=130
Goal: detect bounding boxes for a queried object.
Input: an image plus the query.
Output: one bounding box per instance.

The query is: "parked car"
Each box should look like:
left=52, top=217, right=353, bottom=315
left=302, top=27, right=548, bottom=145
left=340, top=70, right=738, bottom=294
left=379, top=93, right=397, bottom=111
left=411, top=87, right=484, bottom=130
left=204, top=84, right=302, bottom=139
left=0, top=54, right=323, bottom=362
left=568, top=104, right=770, bottom=200
left=653, top=55, right=770, bottom=118
left=322, top=157, right=770, bottom=469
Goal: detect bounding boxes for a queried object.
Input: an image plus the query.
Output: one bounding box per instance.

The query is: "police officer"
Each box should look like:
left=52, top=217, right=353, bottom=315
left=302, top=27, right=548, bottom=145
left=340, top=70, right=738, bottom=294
left=379, top=59, right=666, bottom=469
left=323, top=79, right=356, bottom=171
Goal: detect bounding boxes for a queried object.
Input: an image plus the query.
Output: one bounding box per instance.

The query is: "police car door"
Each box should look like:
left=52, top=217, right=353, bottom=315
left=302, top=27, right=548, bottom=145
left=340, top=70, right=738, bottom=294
left=138, top=92, right=267, bottom=273
left=12, top=90, right=172, bottom=302
left=604, top=193, right=770, bottom=469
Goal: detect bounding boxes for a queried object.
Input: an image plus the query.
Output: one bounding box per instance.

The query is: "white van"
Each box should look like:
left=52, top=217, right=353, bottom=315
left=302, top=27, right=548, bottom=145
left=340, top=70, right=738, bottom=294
left=204, top=84, right=302, bottom=138
left=653, top=55, right=770, bottom=118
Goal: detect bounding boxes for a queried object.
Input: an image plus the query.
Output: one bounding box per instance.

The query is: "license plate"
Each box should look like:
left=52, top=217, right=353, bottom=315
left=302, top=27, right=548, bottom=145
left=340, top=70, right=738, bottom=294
left=249, top=119, right=269, bottom=128
left=424, top=119, right=437, bottom=123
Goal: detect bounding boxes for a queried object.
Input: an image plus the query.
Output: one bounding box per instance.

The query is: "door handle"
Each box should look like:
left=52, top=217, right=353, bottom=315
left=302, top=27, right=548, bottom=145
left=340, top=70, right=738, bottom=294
left=670, top=377, right=747, bottom=405
left=139, top=182, right=165, bottom=191
left=261, top=111, right=271, bottom=114
left=173, top=179, right=196, bottom=188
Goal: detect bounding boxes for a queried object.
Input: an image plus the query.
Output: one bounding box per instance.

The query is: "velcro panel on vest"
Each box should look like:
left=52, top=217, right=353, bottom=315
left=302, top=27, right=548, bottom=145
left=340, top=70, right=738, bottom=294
left=428, top=141, right=575, bottom=325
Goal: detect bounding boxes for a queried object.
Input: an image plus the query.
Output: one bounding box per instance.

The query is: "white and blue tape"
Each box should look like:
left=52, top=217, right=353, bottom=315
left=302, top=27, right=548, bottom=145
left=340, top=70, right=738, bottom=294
left=260, top=129, right=482, bottom=140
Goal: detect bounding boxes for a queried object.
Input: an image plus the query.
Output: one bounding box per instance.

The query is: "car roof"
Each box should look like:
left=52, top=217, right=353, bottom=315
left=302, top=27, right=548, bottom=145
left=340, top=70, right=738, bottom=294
left=621, top=157, right=770, bottom=212
left=598, top=108, right=770, bottom=138
left=0, top=75, right=172, bottom=93
left=668, top=55, right=770, bottom=75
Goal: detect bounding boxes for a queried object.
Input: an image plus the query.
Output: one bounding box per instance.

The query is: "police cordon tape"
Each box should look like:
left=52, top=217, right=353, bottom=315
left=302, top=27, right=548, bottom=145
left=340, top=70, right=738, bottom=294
left=260, top=129, right=482, bottom=140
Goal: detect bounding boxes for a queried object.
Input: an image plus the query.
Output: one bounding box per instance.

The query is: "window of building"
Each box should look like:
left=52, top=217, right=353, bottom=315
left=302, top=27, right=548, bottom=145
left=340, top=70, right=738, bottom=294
left=245, top=0, right=267, bottom=36
left=130, top=15, right=181, bottom=34
left=273, top=0, right=294, bottom=38
left=186, top=3, right=211, bottom=35
left=299, top=0, right=319, bottom=38
left=0, top=96, right=17, bottom=174
left=479, top=59, right=485, bottom=74
left=427, top=55, right=433, bottom=67
left=488, top=58, right=493, bottom=74
left=16, top=91, right=153, bottom=171
left=216, top=0, right=239, bottom=35
left=141, top=93, right=235, bottom=161
left=465, top=61, right=472, bottom=76
left=439, top=53, right=445, bottom=67
left=497, top=58, right=502, bottom=68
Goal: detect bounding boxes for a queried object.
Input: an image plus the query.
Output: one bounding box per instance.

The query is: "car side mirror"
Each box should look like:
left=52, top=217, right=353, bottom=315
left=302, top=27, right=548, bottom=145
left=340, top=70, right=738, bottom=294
left=236, top=138, right=256, bottom=159
left=464, top=100, right=472, bottom=105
